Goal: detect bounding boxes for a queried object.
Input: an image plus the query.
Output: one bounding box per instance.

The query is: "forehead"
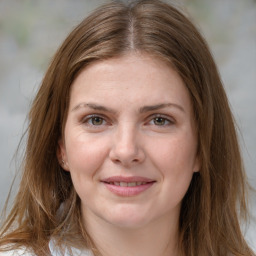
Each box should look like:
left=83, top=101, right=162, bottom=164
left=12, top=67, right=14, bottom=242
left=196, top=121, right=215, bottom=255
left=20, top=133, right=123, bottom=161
left=69, top=53, right=191, bottom=113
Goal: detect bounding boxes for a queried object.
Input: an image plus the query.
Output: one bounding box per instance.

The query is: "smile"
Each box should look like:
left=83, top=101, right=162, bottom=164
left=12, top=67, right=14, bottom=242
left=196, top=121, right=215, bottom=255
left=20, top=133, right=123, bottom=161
left=106, top=181, right=149, bottom=187
left=101, top=176, right=156, bottom=196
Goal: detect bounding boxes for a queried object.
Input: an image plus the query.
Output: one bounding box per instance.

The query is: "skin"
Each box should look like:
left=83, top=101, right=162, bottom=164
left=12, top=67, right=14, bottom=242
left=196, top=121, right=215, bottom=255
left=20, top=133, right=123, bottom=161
left=59, top=53, right=200, bottom=256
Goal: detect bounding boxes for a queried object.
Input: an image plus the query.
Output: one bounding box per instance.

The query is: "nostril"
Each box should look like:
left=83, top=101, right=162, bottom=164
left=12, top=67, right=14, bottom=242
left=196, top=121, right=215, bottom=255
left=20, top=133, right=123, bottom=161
left=112, top=157, right=140, bottom=165
left=113, top=159, right=121, bottom=164
left=109, top=143, right=145, bottom=166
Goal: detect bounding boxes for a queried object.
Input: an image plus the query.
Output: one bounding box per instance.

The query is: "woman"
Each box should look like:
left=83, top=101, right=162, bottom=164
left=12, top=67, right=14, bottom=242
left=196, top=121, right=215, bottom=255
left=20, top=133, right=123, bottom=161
left=0, top=0, right=254, bottom=255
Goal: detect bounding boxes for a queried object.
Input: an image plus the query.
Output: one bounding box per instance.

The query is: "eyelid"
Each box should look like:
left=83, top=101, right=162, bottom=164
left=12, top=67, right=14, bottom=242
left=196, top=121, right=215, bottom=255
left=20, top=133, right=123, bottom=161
left=146, top=114, right=175, bottom=125
left=81, top=114, right=109, bottom=126
left=78, top=112, right=175, bottom=127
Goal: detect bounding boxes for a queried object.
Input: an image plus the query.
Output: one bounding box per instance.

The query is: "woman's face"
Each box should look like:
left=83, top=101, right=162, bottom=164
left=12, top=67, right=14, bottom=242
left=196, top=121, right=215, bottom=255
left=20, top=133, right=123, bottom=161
left=59, top=53, right=200, bottom=229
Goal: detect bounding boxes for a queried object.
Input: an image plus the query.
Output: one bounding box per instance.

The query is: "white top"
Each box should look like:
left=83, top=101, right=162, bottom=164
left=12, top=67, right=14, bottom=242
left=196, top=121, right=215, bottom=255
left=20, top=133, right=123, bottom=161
left=0, top=248, right=31, bottom=256
left=0, top=239, right=93, bottom=256
left=49, top=239, right=92, bottom=256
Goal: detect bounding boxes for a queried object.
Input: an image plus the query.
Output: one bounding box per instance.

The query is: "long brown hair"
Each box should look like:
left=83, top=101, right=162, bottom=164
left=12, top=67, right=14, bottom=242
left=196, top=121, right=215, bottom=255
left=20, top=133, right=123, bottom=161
left=0, top=1, right=254, bottom=255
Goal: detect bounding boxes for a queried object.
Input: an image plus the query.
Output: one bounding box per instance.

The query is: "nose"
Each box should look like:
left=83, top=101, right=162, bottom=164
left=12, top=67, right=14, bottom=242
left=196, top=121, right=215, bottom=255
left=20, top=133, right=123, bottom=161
left=109, top=125, right=145, bottom=167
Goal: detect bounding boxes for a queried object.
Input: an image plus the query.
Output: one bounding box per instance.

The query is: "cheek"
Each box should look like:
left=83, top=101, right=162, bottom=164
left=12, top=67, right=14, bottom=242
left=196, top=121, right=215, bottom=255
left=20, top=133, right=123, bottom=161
left=64, top=133, right=110, bottom=201
left=65, top=133, right=110, bottom=177
left=149, top=134, right=197, bottom=196
left=151, top=135, right=197, bottom=171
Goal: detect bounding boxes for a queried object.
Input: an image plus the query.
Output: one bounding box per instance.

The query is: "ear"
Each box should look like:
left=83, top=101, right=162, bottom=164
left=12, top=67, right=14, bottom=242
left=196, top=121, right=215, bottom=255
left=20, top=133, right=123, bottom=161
left=57, top=138, right=70, bottom=171
left=193, top=155, right=201, bottom=173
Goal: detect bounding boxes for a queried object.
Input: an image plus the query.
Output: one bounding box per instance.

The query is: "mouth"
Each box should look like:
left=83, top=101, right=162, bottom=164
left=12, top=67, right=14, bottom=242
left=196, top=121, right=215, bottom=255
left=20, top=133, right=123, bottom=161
left=104, top=181, right=152, bottom=187
left=101, top=176, right=156, bottom=196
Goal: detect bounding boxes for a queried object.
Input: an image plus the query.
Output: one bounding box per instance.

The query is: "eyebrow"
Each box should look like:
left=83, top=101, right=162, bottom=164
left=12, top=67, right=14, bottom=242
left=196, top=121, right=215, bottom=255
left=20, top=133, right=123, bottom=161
left=139, top=103, right=185, bottom=113
left=72, top=103, right=116, bottom=113
left=72, top=102, right=185, bottom=113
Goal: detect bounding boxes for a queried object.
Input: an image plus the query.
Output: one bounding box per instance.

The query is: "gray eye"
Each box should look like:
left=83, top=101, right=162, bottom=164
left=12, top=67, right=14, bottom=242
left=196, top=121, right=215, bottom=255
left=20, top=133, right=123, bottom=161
left=153, top=117, right=167, bottom=126
left=91, top=116, right=104, bottom=125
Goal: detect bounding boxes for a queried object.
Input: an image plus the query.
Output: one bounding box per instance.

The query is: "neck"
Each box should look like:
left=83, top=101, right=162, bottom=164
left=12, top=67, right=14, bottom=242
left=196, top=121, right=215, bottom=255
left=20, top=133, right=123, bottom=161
left=83, top=210, right=182, bottom=256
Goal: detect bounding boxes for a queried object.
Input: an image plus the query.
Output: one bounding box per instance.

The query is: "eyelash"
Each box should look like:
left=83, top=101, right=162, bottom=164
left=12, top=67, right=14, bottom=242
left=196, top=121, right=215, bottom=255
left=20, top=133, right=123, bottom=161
left=81, top=114, right=108, bottom=127
left=147, top=114, right=175, bottom=127
left=80, top=114, right=175, bottom=128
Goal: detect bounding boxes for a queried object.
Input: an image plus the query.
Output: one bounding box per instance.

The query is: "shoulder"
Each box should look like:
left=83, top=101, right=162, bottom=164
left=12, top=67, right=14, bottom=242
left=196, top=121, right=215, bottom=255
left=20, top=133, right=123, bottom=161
left=49, top=239, right=93, bottom=256
left=0, top=248, right=33, bottom=256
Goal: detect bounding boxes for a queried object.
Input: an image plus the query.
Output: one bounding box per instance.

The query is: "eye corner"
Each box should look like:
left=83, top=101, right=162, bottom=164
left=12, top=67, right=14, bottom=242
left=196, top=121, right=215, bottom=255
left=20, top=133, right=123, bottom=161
left=145, top=114, right=176, bottom=127
left=79, top=113, right=112, bottom=130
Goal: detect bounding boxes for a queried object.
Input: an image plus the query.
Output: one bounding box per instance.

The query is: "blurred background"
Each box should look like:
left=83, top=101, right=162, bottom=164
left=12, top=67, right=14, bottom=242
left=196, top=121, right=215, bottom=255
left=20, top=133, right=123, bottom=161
left=0, top=0, right=255, bottom=250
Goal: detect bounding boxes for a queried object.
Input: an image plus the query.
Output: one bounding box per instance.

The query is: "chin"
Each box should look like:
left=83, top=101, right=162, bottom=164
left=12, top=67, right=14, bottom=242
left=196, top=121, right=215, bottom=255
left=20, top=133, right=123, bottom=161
left=103, top=206, right=153, bottom=229
left=107, top=217, right=149, bottom=230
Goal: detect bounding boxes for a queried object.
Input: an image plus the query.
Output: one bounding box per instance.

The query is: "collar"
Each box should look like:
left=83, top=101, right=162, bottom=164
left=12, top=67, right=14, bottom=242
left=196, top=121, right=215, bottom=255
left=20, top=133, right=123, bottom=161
left=49, top=239, right=93, bottom=256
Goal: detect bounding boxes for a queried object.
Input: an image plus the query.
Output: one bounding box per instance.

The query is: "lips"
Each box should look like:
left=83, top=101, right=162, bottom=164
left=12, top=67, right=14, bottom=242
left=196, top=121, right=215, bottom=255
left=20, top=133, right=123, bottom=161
left=101, top=176, right=156, bottom=196
left=102, top=176, right=155, bottom=183
left=107, top=181, right=149, bottom=187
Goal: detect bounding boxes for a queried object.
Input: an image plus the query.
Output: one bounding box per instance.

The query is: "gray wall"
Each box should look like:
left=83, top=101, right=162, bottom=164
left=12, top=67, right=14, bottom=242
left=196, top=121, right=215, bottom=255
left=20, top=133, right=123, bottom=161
left=0, top=0, right=255, bottom=250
